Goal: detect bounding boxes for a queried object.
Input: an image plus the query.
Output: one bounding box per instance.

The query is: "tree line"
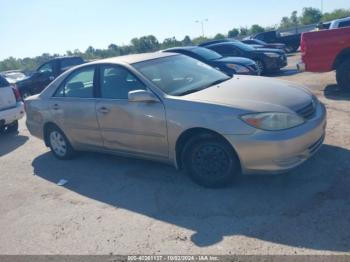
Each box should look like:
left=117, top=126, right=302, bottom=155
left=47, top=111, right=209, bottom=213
left=1, top=7, right=349, bottom=72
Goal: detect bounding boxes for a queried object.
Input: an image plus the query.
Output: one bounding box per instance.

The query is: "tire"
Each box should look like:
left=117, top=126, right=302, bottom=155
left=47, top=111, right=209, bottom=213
left=182, top=135, right=240, bottom=188
left=6, top=120, right=19, bottom=133
left=336, top=60, right=350, bottom=90
left=47, top=126, right=75, bottom=160
left=255, top=60, right=265, bottom=75
left=285, top=45, right=298, bottom=53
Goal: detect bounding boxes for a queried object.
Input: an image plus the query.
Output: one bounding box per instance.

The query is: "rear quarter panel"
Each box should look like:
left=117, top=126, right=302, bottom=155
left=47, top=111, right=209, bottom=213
left=302, top=27, right=350, bottom=72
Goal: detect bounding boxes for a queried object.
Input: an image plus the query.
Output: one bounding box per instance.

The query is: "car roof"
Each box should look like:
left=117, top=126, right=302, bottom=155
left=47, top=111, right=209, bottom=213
left=87, top=52, right=178, bottom=65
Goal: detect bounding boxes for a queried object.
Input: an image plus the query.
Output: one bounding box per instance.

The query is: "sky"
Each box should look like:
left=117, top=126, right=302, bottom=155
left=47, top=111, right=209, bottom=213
left=0, top=0, right=349, bottom=60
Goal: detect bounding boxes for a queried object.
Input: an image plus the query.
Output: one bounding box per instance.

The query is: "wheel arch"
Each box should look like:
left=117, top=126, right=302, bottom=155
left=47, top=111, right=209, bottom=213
left=175, top=127, right=241, bottom=170
left=43, top=122, right=65, bottom=147
left=332, top=48, right=350, bottom=70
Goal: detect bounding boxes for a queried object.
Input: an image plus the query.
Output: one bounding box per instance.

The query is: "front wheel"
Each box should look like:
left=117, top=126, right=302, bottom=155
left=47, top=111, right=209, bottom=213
left=255, top=60, right=265, bottom=75
left=47, top=126, right=75, bottom=160
left=336, top=60, right=350, bottom=90
left=183, top=137, right=240, bottom=188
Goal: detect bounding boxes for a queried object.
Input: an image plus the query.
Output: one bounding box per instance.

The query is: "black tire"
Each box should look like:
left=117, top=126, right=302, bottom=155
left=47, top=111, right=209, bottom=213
left=255, top=59, right=265, bottom=75
left=336, top=60, right=350, bottom=90
left=182, top=135, right=240, bottom=188
left=46, top=126, right=75, bottom=160
left=285, top=45, right=298, bottom=53
left=6, top=120, right=18, bottom=133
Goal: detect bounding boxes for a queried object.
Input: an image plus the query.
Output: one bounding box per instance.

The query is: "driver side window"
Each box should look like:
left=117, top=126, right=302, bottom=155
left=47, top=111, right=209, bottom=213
left=100, top=65, right=145, bottom=99
left=38, top=62, right=54, bottom=74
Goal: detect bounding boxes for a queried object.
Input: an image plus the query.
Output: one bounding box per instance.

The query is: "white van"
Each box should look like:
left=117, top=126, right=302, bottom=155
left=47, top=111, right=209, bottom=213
left=0, top=75, right=24, bottom=133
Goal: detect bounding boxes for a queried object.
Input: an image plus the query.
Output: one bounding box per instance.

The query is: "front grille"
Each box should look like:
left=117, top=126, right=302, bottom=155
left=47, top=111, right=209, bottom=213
left=296, top=101, right=316, bottom=120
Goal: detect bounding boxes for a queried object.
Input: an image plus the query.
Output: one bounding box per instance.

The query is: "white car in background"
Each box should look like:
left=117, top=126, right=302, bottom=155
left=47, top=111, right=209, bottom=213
left=0, top=75, right=25, bottom=133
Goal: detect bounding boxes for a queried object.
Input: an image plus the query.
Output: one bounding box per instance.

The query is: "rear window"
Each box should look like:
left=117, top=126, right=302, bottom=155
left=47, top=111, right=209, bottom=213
left=0, top=76, right=10, bottom=88
left=61, top=58, right=84, bottom=71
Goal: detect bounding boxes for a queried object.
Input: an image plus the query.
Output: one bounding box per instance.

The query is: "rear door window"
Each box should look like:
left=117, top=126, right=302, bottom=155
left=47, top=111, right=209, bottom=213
left=0, top=76, right=9, bottom=88
left=55, top=67, right=95, bottom=98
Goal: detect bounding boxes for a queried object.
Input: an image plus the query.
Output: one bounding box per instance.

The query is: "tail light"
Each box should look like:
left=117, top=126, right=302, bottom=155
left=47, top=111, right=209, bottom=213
left=12, top=84, right=22, bottom=102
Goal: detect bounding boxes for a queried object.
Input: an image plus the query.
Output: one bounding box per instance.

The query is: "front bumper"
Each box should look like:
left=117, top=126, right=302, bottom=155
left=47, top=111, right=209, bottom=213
left=0, top=102, right=25, bottom=126
left=265, top=56, right=288, bottom=71
left=224, top=102, right=327, bottom=174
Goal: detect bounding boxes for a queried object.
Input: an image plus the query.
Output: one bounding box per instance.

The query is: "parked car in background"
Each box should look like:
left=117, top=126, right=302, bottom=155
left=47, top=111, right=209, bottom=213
left=200, top=40, right=287, bottom=74
left=242, top=39, right=286, bottom=52
left=0, top=75, right=24, bottom=133
left=254, top=30, right=301, bottom=53
left=0, top=70, right=27, bottom=84
left=297, top=27, right=350, bottom=90
left=329, top=16, right=350, bottom=29
left=162, top=46, right=259, bottom=76
left=25, top=52, right=326, bottom=188
left=16, top=56, right=84, bottom=98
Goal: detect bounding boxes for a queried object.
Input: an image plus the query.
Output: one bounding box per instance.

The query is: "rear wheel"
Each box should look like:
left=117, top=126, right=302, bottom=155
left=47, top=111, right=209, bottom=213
left=183, top=136, right=240, bottom=188
left=47, top=126, right=75, bottom=160
left=6, top=120, right=19, bottom=133
left=336, top=60, right=350, bottom=90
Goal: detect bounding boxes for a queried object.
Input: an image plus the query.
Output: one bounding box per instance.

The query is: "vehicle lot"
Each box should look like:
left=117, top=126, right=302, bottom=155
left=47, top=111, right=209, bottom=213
left=0, top=53, right=349, bottom=254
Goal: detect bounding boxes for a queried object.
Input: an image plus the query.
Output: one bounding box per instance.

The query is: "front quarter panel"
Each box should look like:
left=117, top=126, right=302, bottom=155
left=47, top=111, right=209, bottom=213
left=164, top=97, right=256, bottom=164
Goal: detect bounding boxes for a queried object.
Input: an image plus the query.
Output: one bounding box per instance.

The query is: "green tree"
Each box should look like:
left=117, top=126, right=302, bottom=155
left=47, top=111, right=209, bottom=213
left=250, top=24, right=265, bottom=35
left=214, top=33, right=226, bottom=40
left=300, top=7, right=322, bottom=25
left=161, top=37, right=181, bottom=49
left=239, top=27, right=249, bottom=36
left=228, top=28, right=239, bottom=38
left=322, top=8, right=350, bottom=22
left=182, top=35, right=192, bottom=46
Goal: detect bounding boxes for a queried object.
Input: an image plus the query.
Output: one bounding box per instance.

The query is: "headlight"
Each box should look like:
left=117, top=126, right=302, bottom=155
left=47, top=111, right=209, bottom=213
left=226, top=64, right=250, bottom=73
left=241, top=112, right=305, bottom=131
left=264, top=52, right=280, bottom=58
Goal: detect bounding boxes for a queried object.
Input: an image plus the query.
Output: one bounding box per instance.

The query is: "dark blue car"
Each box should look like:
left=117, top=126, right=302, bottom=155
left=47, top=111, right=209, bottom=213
left=163, top=46, right=259, bottom=76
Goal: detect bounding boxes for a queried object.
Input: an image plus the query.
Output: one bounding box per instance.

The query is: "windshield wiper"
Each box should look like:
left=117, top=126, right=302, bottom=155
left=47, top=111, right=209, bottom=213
left=204, top=78, right=230, bottom=88
left=176, top=88, right=206, bottom=96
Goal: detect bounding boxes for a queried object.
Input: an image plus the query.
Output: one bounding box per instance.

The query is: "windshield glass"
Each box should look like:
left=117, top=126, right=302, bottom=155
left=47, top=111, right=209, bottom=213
left=191, top=47, right=222, bottom=60
left=133, top=55, right=230, bottom=96
left=231, top=41, right=255, bottom=51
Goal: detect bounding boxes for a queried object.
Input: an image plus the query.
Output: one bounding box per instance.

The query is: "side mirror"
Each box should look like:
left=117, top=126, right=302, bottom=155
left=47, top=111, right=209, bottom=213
left=128, top=90, right=159, bottom=103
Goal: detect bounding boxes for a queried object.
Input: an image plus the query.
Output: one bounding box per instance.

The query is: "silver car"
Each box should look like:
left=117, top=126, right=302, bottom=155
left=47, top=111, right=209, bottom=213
left=25, top=52, right=326, bottom=188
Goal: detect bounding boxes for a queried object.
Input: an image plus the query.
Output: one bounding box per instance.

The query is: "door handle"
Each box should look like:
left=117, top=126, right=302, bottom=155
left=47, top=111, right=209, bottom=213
left=98, top=106, right=110, bottom=114
left=52, top=104, right=60, bottom=110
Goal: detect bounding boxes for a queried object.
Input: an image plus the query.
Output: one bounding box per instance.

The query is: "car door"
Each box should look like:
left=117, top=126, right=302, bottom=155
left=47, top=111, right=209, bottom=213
left=48, top=65, right=103, bottom=149
left=95, top=64, right=168, bottom=159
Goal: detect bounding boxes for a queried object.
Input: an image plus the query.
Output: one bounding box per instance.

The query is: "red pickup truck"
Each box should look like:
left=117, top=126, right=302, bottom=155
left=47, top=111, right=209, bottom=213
left=297, top=27, right=350, bottom=89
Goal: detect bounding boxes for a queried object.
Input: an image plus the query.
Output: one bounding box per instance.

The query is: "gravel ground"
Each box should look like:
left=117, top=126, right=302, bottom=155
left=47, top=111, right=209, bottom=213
left=0, top=53, right=349, bottom=255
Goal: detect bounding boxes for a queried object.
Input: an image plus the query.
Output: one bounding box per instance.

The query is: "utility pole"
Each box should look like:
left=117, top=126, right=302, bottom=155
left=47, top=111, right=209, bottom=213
left=195, top=19, right=208, bottom=37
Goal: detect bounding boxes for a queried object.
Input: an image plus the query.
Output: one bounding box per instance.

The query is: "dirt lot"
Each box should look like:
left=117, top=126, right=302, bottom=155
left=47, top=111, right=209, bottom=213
left=0, top=53, right=349, bottom=255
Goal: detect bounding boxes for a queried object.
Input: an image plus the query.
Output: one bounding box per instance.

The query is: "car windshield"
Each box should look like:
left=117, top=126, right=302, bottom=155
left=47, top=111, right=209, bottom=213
left=190, top=47, right=222, bottom=60
left=231, top=41, right=255, bottom=51
left=133, top=55, right=230, bottom=96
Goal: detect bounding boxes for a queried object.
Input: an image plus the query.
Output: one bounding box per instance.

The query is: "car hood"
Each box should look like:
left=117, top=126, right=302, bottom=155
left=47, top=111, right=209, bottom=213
left=183, top=75, right=312, bottom=113
left=213, top=56, right=255, bottom=66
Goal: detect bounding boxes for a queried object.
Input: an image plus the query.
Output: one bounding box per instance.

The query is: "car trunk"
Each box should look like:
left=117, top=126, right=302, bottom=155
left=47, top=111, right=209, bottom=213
left=0, top=86, right=16, bottom=111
